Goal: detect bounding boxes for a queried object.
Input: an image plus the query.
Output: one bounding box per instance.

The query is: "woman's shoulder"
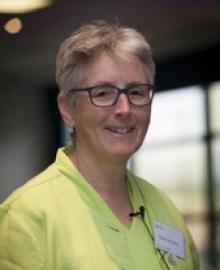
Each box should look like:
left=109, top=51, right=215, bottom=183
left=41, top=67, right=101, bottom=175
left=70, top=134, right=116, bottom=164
left=0, top=163, right=62, bottom=214
left=127, top=170, right=166, bottom=200
left=127, top=170, right=185, bottom=224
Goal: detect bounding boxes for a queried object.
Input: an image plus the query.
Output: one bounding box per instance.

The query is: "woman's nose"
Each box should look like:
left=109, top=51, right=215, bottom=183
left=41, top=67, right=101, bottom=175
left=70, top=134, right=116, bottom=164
left=114, top=93, right=131, bottom=115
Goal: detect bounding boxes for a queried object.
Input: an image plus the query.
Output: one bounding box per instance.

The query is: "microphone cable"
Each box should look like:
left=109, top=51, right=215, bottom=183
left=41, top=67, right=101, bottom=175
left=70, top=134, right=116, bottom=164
left=130, top=206, right=170, bottom=270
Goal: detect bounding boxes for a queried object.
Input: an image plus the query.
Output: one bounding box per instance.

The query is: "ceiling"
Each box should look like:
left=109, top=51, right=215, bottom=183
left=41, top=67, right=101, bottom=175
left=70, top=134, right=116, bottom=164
left=1, top=0, right=220, bottom=89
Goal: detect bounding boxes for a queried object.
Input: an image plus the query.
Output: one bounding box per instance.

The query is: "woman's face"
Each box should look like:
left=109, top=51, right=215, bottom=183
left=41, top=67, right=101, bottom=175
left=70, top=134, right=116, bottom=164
left=61, top=52, right=152, bottom=163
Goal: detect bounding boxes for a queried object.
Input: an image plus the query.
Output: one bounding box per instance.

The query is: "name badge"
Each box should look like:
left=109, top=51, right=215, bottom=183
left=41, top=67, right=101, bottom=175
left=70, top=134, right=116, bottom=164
left=153, top=220, right=185, bottom=259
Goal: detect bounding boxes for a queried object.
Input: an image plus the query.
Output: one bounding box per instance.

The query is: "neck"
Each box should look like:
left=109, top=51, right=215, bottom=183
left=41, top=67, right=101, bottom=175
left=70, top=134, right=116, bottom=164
left=69, top=146, right=133, bottom=227
left=70, top=146, right=127, bottom=193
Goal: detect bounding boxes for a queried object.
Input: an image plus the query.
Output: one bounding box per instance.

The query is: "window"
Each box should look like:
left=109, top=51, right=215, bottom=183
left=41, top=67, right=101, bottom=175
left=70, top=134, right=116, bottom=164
left=209, top=82, right=220, bottom=267
left=132, top=84, right=220, bottom=269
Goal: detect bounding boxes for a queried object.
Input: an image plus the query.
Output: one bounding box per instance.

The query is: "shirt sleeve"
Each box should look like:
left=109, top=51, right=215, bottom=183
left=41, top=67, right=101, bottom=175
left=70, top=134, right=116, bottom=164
left=0, top=201, right=46, bottom=270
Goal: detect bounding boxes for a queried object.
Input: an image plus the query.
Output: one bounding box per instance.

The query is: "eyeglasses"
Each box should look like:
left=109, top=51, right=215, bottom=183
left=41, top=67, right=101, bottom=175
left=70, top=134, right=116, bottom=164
left=69, top=84, right=154, bottom=107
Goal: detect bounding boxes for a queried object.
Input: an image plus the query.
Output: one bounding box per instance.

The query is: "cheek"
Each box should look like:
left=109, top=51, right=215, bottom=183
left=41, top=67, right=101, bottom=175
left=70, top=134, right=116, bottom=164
left=73, top=105, right=105, bottom=132
left=139, top=107, right=151, bottom=126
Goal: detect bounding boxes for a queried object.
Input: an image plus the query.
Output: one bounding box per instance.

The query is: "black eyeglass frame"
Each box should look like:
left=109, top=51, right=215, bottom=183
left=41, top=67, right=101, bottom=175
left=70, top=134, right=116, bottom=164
left=68, top=83, right=155, bottom=107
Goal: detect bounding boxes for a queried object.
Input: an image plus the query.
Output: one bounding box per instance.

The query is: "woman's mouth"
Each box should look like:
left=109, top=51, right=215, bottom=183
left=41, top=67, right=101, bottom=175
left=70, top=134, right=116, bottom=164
left=106, top=127, right=134, bottom=134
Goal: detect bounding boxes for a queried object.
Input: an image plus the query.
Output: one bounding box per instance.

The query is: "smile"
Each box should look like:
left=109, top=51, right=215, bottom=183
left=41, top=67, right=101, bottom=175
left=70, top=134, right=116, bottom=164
left=107, top=128, right=134, bottom=134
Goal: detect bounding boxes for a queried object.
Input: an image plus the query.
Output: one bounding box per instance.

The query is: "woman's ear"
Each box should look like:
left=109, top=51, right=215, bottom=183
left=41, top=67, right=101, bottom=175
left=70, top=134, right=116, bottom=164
left=57, top=91, right=75, bottom=128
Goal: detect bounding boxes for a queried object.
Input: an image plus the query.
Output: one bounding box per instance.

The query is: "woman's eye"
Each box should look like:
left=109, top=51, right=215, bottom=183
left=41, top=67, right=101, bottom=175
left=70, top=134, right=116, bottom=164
left=130, top=89, right=144, bottom=96
left=92, top=87, right=114, bottom=98
left=94, top=90, right=109, bottom=97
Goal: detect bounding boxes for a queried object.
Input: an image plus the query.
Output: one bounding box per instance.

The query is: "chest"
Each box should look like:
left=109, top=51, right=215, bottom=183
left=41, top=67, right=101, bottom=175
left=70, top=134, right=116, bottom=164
left=45, top=204, right=191, bottom=270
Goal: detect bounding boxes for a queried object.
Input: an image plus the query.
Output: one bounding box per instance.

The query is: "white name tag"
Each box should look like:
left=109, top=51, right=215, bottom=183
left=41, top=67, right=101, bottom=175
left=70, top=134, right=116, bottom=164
left=154, top=221, right=185, bottom=259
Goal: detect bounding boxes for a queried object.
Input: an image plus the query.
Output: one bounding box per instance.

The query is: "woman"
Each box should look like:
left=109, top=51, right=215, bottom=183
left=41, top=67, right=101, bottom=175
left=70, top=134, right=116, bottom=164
left=0, top=20, right=199, bottom=269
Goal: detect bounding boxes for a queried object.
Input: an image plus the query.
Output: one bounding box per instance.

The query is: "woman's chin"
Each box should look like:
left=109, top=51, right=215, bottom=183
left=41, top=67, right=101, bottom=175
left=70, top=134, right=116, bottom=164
left=104, top=146, right=138, bottom=161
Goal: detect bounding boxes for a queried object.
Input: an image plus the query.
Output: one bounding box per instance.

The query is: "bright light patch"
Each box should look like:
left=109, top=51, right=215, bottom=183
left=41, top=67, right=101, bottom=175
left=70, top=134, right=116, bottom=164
left=0, top=0, right=52, bottom=14
left=145, top=86, right=205, bottom=144
left=4, top=17, right=22, bottom=34
left=209, top=81, right=220, bottom=133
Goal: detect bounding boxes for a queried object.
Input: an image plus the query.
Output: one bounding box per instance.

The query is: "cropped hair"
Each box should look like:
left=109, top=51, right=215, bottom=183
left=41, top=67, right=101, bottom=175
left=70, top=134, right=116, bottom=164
left=56, top=20, right=155, bottom=93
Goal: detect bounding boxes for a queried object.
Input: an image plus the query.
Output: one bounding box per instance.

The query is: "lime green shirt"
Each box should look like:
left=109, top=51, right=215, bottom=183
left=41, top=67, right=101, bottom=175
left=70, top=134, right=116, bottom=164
left=0, top=147, right=200, bottom=269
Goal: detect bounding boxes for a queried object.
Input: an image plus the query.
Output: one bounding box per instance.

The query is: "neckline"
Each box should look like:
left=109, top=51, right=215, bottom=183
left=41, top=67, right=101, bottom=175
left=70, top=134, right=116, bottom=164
left=55, top=146, right=145, bottom=231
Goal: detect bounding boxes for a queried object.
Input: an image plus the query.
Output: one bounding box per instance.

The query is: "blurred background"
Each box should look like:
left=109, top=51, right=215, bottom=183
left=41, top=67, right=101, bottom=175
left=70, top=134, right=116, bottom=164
left=0, top=0, right=220, bottom=269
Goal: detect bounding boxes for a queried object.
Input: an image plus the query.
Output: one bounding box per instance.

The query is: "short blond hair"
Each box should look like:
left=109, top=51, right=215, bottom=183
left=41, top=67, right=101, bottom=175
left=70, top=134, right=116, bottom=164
left=56, top=20, right=155, bottom=92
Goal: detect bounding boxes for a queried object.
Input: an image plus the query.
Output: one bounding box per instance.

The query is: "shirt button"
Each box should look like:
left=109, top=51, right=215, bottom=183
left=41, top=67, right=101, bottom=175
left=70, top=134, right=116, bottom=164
left=168, top=254, right=178, bottom=265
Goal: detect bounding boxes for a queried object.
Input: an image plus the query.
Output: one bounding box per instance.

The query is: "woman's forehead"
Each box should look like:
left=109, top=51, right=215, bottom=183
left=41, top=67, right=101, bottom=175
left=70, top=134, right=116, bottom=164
left=81, top=51, right=152, bottom=85
left=64, top=50, right=153, bottom=91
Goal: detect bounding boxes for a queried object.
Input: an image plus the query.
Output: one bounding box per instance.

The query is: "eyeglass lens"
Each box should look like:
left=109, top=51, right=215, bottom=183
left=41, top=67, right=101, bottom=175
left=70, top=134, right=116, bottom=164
left=90, top=85, right=153, bottom=107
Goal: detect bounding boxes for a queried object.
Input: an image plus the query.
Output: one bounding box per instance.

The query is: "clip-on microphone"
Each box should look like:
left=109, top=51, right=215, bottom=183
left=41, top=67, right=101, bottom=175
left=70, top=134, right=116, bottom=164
left=129, top=206, right=145, bottom=219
